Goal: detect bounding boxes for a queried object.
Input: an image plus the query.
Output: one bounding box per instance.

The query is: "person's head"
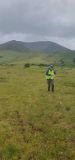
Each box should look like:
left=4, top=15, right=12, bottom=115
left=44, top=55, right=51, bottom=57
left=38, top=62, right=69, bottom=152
left=49, top=64, right=54, bottom=70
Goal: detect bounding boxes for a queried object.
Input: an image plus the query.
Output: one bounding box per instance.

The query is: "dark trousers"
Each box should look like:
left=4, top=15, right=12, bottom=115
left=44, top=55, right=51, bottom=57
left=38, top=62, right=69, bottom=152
left=47, top=79, right=54, bottom=92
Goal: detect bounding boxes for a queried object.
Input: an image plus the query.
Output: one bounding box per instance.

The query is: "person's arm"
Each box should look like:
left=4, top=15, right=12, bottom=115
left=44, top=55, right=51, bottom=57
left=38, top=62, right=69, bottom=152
left=46, top=68, right=49, bottom=75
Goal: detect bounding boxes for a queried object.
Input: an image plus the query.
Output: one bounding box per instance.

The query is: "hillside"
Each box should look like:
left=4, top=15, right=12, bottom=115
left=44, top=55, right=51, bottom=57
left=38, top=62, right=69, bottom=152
left=0, top=41, right=75, bottom=159
left=0, top=40, right=71, bottom=53
left=0, top=40, right=75, bottom=66
left=0, top=40, right=29, bottom=52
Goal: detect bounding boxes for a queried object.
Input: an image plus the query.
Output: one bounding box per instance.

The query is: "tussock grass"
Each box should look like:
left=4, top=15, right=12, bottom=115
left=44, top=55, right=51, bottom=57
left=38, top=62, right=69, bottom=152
left=0, top=65, right=75, bottom=159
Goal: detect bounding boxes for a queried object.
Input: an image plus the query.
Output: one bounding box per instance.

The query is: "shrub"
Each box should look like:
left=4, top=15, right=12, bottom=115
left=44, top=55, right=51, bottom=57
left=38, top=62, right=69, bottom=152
left=24, top=63, right=30, bottom=68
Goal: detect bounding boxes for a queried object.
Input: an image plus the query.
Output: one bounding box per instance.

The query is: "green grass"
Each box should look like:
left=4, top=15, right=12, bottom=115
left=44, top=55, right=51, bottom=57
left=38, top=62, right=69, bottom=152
left=0, top=50, right=48, bottom=65
left=0, top=64, right=75, bottom=159
left=0, top=50, right=75, bottom=66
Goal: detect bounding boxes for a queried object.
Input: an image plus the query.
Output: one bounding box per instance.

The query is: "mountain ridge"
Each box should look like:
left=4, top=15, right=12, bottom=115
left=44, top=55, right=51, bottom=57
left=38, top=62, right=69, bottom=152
left=0, top=40, right=72, bottom=53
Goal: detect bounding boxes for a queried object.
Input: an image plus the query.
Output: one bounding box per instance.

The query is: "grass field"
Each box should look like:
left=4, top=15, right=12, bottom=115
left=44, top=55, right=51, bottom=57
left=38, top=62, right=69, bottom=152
left=0, top=50, right=75, bottom=66
left=0, top=64, right=75, bottom=160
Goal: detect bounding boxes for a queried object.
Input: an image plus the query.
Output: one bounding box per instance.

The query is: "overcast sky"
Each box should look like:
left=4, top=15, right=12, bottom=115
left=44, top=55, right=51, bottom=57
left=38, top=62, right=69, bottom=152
left=0, top=0, right=75, bottom=49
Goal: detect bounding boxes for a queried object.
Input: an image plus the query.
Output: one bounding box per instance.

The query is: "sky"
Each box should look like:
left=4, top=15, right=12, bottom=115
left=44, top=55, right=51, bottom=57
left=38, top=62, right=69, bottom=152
left=0, top=0, right=75, bottom=50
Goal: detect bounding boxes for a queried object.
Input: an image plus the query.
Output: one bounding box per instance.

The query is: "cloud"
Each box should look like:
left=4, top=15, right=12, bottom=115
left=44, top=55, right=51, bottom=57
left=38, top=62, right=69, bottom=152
left=0, top=0, right=75, bottom=49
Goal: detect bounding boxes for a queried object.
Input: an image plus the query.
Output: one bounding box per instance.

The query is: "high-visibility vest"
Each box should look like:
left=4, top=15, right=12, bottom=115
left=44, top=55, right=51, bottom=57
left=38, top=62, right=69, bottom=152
left=46, top=70, right=55, bottom=79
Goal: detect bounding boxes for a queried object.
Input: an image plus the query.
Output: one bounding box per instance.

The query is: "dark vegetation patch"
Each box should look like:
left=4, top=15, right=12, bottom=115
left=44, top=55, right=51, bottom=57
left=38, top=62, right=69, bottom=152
left=0, top=56, right=3, bottom=58
left=0, top=77, right=8, bottom=83
left=1, top=144, right=21, bottom=160
left=24, top=63, right=50, bottom=68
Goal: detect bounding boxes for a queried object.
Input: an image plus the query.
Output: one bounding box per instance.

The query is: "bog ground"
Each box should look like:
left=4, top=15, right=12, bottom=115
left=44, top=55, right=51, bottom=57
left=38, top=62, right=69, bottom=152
left=0, top=65, right=75, bottom=160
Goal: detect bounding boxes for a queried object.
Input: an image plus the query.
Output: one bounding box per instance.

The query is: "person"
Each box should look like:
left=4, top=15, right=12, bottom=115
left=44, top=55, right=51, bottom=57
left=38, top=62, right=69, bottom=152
left=46, top=65, right=56, bottom=92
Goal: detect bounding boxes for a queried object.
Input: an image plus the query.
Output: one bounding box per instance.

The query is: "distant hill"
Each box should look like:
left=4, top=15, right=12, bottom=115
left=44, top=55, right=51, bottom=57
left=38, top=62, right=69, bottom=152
left=0, top=40, right=29, bottom=52
left=0, top=40, right=71, bottom=53
left=0, top=40, right=75, bottom=66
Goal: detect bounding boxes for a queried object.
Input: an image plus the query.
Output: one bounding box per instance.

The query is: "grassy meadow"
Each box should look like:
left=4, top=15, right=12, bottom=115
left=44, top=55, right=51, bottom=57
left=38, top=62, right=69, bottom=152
left=0, top=63, right=75, bottom=160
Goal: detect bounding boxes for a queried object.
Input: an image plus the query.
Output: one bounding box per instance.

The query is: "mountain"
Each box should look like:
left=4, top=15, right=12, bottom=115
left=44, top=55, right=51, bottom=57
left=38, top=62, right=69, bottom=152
left=0, top=40, right=71, bottom=53
left=0, top=40, right=29, bottom=52
left=0, top=40, right=75, bottom=66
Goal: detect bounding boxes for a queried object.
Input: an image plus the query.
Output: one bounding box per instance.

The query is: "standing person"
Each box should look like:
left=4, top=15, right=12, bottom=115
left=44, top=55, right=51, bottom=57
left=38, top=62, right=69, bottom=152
left=46, top=65, right=56, bottom=92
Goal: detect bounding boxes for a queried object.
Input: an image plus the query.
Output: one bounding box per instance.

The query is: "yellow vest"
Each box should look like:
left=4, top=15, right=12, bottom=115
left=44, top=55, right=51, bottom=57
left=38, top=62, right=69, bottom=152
left=46, top=70, right=55, bottom=79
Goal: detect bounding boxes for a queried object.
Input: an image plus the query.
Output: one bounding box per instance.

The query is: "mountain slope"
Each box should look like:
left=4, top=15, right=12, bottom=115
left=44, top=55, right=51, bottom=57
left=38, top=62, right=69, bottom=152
left=0, top=40, right=29, bottom=52
left=0, top=40, right=71, bottom=53
left=0, top=40, right=75, bottom=66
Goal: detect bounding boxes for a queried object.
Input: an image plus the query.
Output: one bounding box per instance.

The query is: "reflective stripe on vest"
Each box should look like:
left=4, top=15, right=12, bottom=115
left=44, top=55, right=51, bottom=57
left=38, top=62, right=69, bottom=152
left=46, top=70, right=55, bottom=79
